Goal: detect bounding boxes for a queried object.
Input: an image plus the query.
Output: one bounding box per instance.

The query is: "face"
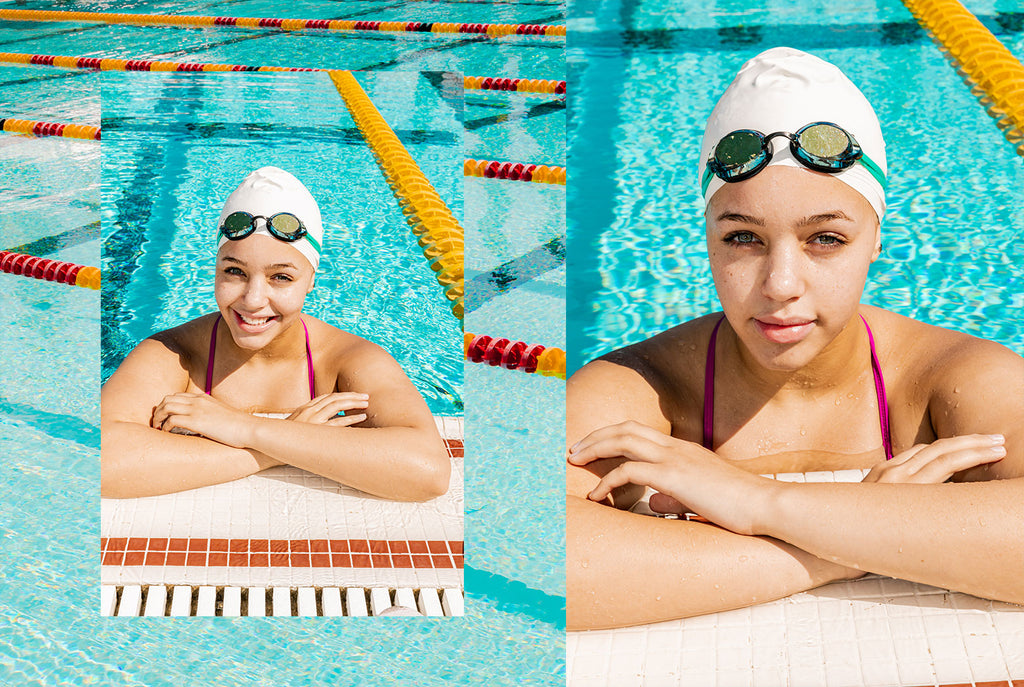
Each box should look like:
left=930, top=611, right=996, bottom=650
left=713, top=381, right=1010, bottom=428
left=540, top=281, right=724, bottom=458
left=705, top=165, right=881, bottom=371
left=214, top=233, right=315, bottom=350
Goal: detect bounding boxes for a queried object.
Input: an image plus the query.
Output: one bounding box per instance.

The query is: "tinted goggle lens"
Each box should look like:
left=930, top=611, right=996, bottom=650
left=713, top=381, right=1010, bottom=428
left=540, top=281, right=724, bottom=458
left=795, top=123, right=855, bottom=162
left=716, top=130, right=766, bottom=168
left=709, top=123, right=860, bottom=182
left=219, top=212, right=306, bottom=241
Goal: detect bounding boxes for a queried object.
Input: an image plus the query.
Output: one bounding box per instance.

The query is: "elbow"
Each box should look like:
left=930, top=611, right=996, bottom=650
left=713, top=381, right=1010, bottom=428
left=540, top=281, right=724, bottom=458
left=403, top=444, right=451, bottom=502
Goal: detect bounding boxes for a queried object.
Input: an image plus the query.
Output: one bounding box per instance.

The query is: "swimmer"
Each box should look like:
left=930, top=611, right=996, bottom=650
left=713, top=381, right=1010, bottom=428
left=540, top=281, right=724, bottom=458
left=566, top=48, right=1024, bottom=630
left=102, top=166, right=450, bottom=501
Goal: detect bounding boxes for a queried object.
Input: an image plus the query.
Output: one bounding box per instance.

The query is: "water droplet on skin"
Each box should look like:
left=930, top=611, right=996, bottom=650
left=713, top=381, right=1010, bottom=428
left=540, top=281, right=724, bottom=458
left=897, top=547, right=903, bottom=553
left=580, top=561, right=588, bottom=569
left=953, top=387, right=961, bottom=394
left=834, top=398, right=842, bottom=406
left=800, top=429, right=806, bottom=436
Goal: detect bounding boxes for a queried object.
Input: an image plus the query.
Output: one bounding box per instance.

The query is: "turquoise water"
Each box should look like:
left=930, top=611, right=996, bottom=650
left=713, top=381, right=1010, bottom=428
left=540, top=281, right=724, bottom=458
left=2, top=3, right=566, bottom=685
left=568, top=0, right=1024, bottom=373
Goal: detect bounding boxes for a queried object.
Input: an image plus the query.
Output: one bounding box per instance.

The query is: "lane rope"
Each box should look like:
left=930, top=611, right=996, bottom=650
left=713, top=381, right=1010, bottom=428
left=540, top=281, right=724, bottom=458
left=0, top=117, right=100, bottom=140
left=464, top=332, right=565, bottom=379
left=329, top=70, right=464, bottom=321
left=0, top=9, right=566, bottom=38
left=901, top=0, right=1024, bottom=156
left=0, top=251, right=101, bottom=289
left=464, top=158, right=565, bottom=184
left=0, top=52, right=566, bottom=95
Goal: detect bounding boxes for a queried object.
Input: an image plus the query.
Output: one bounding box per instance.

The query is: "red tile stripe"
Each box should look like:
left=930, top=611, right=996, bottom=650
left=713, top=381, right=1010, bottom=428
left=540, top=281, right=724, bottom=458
left=101, top=537, right=464, bottom=570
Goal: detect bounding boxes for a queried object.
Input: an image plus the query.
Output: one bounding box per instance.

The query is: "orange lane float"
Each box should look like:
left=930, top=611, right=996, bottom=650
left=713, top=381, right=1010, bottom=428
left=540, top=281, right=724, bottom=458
left=901, top=0, right=1024, bottom=156
left=0, top=52, right=565, bottom=96
left=329, top=70, right=463, bottom=321
left=0, top=251, right=101, bottom=289
left=0, top=9, right=566, bottom=38
left=0, top=117, right=100, bottom=140
left=464, top=332, right=565, bottom=379
left=464, top=158, right=566, bottom=184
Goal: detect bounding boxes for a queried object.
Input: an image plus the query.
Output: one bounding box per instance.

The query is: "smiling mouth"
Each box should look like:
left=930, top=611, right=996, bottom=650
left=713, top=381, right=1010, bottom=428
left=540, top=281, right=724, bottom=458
left=233, top=310, right=278, bottom=330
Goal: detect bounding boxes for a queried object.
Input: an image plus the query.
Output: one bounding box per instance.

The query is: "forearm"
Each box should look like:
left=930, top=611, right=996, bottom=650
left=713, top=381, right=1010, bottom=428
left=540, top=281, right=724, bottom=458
left=247, top=419, right=450, bottom=501
left=567, top=495, right=859, bottom=630
left=101, top=421, right=279, bottom=498
left=763, top=478, right=1024, bottom=604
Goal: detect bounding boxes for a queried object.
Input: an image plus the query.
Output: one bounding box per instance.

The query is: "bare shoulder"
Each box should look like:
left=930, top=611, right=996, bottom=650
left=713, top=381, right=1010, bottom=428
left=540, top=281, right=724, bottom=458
left=569, top=314, right=723, bottom=442
left=303, top=317, right=404, bottom=385
left=866, top=306, right=1024, bottom=479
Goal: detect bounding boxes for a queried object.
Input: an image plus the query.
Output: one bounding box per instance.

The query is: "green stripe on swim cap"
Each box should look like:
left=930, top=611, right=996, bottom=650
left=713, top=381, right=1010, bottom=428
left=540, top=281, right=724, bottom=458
left=857, top=152, right=886, bottom=190
left=303, top=232, right=322, bottom=255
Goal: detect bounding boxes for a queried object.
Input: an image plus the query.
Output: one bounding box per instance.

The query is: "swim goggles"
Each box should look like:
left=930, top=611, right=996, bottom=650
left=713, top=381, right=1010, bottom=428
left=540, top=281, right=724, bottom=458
left=702, top=122, right=886, bottom=194
left=218, top=211, right=309, bottom=243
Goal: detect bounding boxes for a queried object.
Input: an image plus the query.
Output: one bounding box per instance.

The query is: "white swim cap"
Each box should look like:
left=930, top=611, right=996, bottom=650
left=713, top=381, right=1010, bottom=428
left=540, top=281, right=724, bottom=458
left=699, top=47, right=887, bottom=224
left=216, top=166, right=324, bottom=271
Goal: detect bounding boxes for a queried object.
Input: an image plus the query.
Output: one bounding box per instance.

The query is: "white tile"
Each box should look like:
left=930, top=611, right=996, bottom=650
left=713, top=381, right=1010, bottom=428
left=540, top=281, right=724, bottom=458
left=823, top=661, right=863, bottom=687
left=143, top=585, right=167, bottom=617
left=680, top=647, right=715, bottom=673
left=714, top=669, right=752, bottom=687
left=751, top=665, right=787, bottom=687
left=774, top=473, right=805, bottom=482
left=832, top=470, right=864, bottom=483
left=247, top=587, right=266, bottom=617
left=442, top=587, right=464, bottom=616
left=803, top=471, right=835, bottom=483
left=394, top=587, right=416, bottom=611
left=169, top=585, right=192, bottom=617
left=346, top=587, right=368, bottom=616
left=606, top=650, right=643, bottom=676
left=196, top=586, right=216, bottom=617
left=297, top=587, right=317, bottom=617
left=609, top=630, right=647, bottom=655
left=641, top=651, right=681, bottom=682
left=321, top=588, right=343, bottom=617
left=222, top=587, right=241, bottom=617
left=787, top=663, right=826, bottom=687
left=931, top=658, right=974, bottom=683
left=858, top=656, right=899, bottom=687
left=895, top=661, right=936, bottom=685
left=926, top=633, right=969, bottom=660
left=272, top=587, right=292, bottom=616
left=116, top=585, right=142, bottom=617
left=887, top=615, right=926, bottom=639
left=369, top=587, right=392, bottom=616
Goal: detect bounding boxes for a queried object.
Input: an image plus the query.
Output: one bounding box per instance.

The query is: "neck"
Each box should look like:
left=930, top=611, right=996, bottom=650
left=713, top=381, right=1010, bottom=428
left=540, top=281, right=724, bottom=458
left=723, top=313, right=870, bottom=396
left=219, top=314, right=307, bottom=363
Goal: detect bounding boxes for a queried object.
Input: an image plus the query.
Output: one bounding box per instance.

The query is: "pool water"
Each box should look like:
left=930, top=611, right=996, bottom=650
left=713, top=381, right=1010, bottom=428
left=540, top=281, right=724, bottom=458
left=2, top=3, right=566, bottom=685
left=567, top=0, right=1024, bottom=373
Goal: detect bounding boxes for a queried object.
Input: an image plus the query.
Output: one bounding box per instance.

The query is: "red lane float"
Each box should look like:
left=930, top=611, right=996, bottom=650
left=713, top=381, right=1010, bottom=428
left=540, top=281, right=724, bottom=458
left=0, top=251, right=101, bottom=289
left=0, top=9, right=566, bottom=38
left=0, top=52, right=564, bottom=95
left=0, top=117, right=100, bottom=140
left=464, top=158, right=566, bottom=184
left=464, top=332, right=565, bottom=379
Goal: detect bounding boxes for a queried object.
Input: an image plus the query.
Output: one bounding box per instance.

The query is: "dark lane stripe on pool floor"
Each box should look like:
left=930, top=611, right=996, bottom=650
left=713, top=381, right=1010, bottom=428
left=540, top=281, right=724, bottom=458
left=4, top=220, right=99, bottom=257
left=464, top=98, right=565, bottom=131
left=0, top=397, right=100, bottom=449
left=465, top=233, right=564, bottom=313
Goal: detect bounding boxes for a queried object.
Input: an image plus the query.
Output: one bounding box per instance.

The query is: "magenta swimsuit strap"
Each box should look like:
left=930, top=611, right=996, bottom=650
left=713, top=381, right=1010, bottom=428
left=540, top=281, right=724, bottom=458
left=205, top=314, right=316, bottom=399
left=702, top=315, right=894, bottom=460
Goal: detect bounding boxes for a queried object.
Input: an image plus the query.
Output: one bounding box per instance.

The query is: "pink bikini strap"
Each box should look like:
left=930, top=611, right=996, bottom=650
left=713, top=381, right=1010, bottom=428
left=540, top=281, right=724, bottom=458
left=702, top=317, right=724, bottom=450
left=302, top=318, right=315, bottom=400
left=861, top=315, right=893, bottom=460
left=205, top=315, right=220, bottom=395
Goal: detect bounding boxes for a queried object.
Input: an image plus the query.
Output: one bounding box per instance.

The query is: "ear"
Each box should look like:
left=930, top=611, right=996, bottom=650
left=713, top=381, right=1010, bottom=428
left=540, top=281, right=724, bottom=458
left=870, top=220, right=882, bottom=262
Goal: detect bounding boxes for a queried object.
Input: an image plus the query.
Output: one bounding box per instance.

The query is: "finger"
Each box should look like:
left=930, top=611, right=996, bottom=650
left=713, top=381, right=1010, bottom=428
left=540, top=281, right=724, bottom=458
left=903, top=444, right=1006, bottom=484
left=568, top=433, right=667, bottom=467
left=649, top=492, right=689, bottom=515
left=588, top=461, right=661, bottom=502
left=326, top=413, right=367, bottom=427
left=568, top=420, right=672, bottom=456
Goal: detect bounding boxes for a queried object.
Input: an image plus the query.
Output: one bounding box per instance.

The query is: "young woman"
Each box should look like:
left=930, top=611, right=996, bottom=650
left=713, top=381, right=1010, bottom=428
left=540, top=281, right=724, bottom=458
left=102, top=166, right=449, bottom=501
left=566, top=48, right=1023, bottom=630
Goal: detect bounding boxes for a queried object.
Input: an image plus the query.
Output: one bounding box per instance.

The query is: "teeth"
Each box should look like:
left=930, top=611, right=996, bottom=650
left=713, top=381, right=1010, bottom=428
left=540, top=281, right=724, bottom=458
left=239, top=314, right=270, bottom=326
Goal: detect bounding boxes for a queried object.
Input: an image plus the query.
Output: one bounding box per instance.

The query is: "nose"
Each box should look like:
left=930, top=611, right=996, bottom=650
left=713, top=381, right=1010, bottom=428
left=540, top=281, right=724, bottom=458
left=760, top=244, right=805, bottom=303
left=240, top=276, right=269, bottom=308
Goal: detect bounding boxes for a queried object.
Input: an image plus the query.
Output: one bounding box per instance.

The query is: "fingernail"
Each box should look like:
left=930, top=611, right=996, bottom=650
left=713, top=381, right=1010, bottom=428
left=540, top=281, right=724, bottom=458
left=569, top=441, right=580, bottom=454
left=990, top=445, right=1006, bottom=455
left=990, top=434, right=1005, bottom=444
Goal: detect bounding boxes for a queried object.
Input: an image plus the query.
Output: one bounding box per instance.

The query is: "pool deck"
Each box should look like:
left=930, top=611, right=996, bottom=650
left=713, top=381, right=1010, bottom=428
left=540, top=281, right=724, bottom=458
left=568, top=473, right=1024, bottom=687
left=101, top=416, right=464, bottom=599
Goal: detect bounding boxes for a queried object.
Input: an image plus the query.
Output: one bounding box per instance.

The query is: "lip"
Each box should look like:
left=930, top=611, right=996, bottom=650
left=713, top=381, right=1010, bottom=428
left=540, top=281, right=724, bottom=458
left=754, top=317, right=816, bottom=344
left=231, top=309, right=279, bottom=333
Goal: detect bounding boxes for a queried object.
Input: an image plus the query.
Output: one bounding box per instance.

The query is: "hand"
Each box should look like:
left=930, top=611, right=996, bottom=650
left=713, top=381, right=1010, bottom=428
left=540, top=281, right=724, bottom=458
left=152, top=392, right=256, bottom=448
left=568, top=421, right=774, bottom=536
left=863, top=434, right=1005, bottom=484
left=286, top=392, right=370, bottom=427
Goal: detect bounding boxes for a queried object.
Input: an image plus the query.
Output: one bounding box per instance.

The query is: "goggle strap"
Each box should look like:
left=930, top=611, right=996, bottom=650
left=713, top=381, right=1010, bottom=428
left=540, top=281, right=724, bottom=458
left=701, top=166, right=715, bottom=197
left=857, top=152, right=887, bottom=190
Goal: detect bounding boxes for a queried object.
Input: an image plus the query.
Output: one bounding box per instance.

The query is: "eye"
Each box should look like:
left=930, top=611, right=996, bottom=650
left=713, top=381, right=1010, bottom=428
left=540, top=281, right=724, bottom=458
left=223, top=266, right=245, bottom=276
left=724, top=231, right=759, bottom=245
left=272, top=273, right=295, bottom=283
left=811, top=233, right=847, bottom=248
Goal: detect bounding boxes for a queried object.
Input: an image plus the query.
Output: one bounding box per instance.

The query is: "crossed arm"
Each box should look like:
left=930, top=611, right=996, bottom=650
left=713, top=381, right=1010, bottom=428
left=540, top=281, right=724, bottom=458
left=101, top=337, right=449, bottom=501
left=567, top=347, right=1024, bottom=631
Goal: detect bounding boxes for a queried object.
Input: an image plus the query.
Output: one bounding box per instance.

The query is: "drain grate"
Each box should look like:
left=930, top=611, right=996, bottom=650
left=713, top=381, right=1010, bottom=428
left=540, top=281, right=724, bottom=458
left=101, top=585, right=463, bottom=617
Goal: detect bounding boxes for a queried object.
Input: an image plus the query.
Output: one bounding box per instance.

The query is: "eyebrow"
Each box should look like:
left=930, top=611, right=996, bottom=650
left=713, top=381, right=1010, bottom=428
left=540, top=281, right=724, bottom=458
left=220, top=256, right=299, bottom=270
left=715, top=212, right=765, bottom=226
left=797, top=211, right=854, bottom=226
